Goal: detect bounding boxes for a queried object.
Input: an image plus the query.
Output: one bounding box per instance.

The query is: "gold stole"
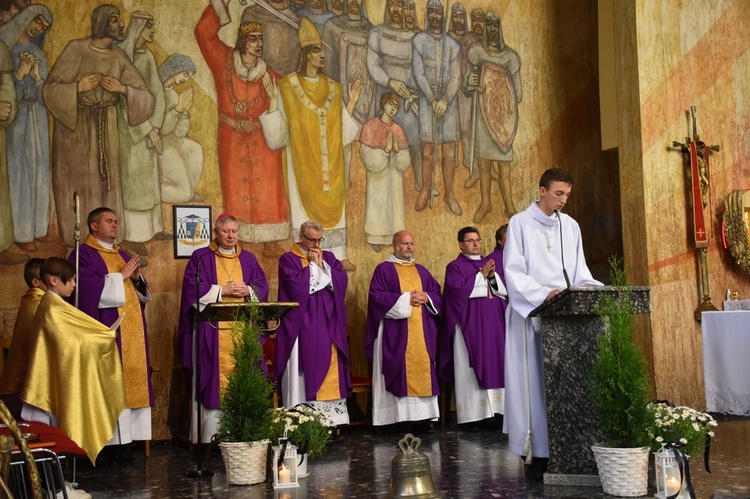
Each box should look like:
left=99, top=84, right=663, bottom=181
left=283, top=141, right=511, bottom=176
left=279, top=74, right=345, bottom=227
left=291, top=244, right=340, bottom=401
left=394, top=262, right=432, bottom=397
left=214, top=245, right=243, bottom=395
left=85, top=235, right=149, bottom=408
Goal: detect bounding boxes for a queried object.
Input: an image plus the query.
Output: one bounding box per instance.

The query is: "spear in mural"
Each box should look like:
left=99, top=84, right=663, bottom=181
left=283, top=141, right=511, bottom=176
left=73, top=192, right=81, bottom=308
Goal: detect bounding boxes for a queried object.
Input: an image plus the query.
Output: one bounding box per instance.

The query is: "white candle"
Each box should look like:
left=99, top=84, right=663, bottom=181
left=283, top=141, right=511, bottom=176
left=278, top=464, right=291, bottom=484
left=666, top=476, right=681, bottom=496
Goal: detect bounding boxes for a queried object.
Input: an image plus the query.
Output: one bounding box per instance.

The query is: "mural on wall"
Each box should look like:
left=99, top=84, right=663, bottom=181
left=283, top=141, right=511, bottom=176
left=0, top=0, right=521, bottom=269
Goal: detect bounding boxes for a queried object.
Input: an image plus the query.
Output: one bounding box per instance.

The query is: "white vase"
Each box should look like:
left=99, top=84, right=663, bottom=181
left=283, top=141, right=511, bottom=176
left=591, top=444, right=649, bottom=497
left=296, top=452, right=310, bottom=478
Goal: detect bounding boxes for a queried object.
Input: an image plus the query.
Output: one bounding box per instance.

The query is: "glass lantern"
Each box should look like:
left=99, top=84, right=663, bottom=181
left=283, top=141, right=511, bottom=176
left=654, top=445, right=688, bottom=498
left=272, top=436, right=300, bottom=490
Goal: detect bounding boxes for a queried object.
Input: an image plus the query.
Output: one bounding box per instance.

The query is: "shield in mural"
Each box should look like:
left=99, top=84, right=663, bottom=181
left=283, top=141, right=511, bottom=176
left=479, top=62, right=518, bottom=154
left=339, top=32, right=375, bottom=123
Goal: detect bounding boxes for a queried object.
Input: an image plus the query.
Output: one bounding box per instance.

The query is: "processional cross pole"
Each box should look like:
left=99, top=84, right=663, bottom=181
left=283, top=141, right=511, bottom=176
left=672, top=106, right=720, bottom=322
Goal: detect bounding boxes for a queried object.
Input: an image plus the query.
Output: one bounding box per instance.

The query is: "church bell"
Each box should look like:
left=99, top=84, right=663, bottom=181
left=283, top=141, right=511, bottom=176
left=387, top=434, right=444, bottom=498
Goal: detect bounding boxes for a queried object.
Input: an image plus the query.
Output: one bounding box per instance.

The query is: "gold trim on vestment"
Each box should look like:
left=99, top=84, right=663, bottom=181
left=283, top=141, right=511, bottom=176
left=394, top=263, right=432, bottom=397
left=213, top=244, right=243, bottom=394
left=85, top=235, right=149, bottom=408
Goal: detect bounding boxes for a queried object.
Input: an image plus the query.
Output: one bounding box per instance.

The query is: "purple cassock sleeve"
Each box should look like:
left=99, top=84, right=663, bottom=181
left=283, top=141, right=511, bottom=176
left=275, top=251, right=351, bottom=400
left=177, top=247, right=269, bottom=409
left=68, top=244, right=154, bottom=406
left=365, top=262, right=442, bottom=397
left=439, top=253, right=506, bottom=389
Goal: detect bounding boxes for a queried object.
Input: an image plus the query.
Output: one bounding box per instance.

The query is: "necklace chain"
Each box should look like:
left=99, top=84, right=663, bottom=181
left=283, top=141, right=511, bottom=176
left=217, top=255, right=239, bottom=283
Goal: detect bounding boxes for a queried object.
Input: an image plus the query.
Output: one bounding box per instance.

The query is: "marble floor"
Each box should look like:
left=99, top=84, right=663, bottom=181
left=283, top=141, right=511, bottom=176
left=67, top=415, right=749, bottom=498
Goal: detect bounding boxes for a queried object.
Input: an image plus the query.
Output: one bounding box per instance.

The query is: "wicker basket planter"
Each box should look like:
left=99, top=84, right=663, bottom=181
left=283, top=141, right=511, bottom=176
left=219, top=440, right=270, bottom=485
left=591, top=444, right=649, bottom=497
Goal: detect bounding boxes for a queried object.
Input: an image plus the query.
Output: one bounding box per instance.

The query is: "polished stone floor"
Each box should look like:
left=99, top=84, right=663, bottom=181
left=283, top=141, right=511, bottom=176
left=69, top=415, right=749, bottom=498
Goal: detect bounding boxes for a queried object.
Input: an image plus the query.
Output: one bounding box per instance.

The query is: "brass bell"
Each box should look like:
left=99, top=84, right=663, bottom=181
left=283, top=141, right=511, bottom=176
left=387, top=434, right=444, bottom=498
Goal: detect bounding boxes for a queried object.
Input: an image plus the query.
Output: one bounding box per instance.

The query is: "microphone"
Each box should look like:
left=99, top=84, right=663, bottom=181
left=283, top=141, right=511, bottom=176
left=554, top=210, right=571, bottom=289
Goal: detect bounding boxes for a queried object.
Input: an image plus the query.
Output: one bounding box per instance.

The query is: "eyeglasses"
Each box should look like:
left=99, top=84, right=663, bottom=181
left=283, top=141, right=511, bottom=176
left=462, top=238, right=482, bottom=244
left=301, top=233, right=325, bottom=244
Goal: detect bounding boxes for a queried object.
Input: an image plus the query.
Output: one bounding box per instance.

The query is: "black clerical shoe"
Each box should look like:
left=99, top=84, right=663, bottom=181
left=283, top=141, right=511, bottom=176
left=523, top=457, right=549, bottom=481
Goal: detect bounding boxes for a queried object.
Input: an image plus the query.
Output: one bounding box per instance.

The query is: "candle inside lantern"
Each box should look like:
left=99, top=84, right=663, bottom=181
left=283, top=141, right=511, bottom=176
left=279, top=464, right=291, bottom=484
left=666, top=476, right=681, bottom=496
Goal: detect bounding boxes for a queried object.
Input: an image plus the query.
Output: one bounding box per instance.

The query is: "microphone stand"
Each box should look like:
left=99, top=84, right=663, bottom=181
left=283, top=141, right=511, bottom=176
left=555, top=210, right=571, bottom=288
left=187, top=256, right=213, bottom=478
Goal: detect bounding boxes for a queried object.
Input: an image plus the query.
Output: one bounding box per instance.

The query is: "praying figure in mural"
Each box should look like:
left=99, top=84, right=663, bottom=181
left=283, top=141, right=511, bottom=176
left=464, top=11, right=521, bottom=222
left=117, top=11, right=171, bottom=258
left=367, top=0, right=424, bottom=194
left=0, top=35, right=26, bottom=266
left=195, top=0, right=289, bottom=259
left=240, top=0, right=300, bottom=76
left=0, top=5, right=53, bottom=253
left=43, top=4, right=154, bottom=249
left=447, top=3, right=466, bottom=41
left=412, top=0, right=462, bottom=215
left=360, top=92, right=410, bottom=252
left=460, top=7, right=484, bottom=185
left=157, top=54, right=204, bottom=204
left=261, top=18, right=362, bottom=270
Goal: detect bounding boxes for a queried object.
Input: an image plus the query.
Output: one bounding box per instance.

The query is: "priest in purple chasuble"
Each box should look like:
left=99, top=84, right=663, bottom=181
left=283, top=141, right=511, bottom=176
left=275, top=220, right=351, bottom=425
left=1, top=258, right=46, bottom=409
left=365, top=231, right=442, bottom=426
left=440, top=226, right=507, bottom=425
left=178, top=213, right=269, bottom=443
left=21, top=257, right=127, bottom=465
left=68, top=208, right=153, bottom=446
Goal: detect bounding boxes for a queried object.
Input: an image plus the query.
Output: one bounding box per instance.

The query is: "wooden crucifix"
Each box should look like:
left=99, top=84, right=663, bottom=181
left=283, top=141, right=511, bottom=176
left=672, top=106, right=720, bottom=322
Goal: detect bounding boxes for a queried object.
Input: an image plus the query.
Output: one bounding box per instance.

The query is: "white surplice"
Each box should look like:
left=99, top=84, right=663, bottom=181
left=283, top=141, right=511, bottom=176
left=503, top=201, right=601, bottom=459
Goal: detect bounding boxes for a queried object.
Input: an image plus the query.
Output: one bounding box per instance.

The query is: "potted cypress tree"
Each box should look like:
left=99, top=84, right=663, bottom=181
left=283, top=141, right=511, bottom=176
left=590, top=258, right=653, bottom=497
left=216, top=306, right=275, bottom=485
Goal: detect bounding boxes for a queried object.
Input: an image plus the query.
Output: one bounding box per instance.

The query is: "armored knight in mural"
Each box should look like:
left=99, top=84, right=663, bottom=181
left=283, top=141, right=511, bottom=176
left=464, top=11, right=521, bottom=222
left=117, top=11, right=171, bottom=257
left=195, top=0, right=289, bottom=258
left=447, top=3, right=466, bottom=41
left=43, top=4, right=154, bottom=249
left=298, top=0, right=333, bottom=39
left=412, top=0, right=462, bottom=215
left=261, top=18, right=362, bottom=269
left=367, top=0, right=423, bottom=192
left=0, top=5, right=53, bottom=252
left=241, top=0, right=300, bottom=76
left=459, top=7, right=483, bottom=179
left=157, top=54, right=204, bottom=204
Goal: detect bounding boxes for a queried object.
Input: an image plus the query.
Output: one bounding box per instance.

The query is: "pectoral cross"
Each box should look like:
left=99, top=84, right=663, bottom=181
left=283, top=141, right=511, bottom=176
left=672, top=106, right=719, bottom=321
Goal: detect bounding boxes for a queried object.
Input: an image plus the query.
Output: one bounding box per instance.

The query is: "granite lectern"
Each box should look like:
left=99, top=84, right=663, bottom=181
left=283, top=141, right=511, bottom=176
left=530, top=286, right=650, bottom=486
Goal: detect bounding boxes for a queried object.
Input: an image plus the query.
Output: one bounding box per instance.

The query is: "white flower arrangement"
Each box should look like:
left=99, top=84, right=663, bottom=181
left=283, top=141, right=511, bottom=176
left=646, top=402, right=718, bottom=457
left=270, top=404, right=336, bottom=458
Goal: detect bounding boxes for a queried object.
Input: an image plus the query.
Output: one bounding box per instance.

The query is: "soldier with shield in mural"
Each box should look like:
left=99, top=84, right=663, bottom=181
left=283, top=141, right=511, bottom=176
left=464, top=10, right=521, bottom=223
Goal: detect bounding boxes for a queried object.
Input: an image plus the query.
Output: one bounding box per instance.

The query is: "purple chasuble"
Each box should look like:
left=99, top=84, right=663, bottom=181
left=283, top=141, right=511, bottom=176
left=275, top=249, right=351, bottom=400
left=365, top=261, right=442, bottom=397
left=177, top=245, right=269, bottom=409
left=68, top=244, right=154, bottom=406
left=439, top=253, right=506, bottom=389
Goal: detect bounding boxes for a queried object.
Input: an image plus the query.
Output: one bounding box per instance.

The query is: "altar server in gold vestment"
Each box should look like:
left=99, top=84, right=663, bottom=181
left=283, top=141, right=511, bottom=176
left=20, top=257, right=127, bottom=464
left=68, top=207, right=154, bottom=447
left=365, top=231, right=442, bottom=426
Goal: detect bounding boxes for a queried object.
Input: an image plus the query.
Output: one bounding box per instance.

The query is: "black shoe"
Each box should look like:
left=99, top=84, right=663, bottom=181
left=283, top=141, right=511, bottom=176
left=523, top=457, right=549, bottom=481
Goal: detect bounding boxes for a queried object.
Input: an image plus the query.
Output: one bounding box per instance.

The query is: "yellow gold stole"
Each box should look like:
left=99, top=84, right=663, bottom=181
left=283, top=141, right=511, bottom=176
left=85, top=234, right=149, bottom=408
left=212, top=241, right=243, bottom=395
left=393, top=262, right=432, bottom=397
left=279, top=75, right=345, bottom=227
left=291, top=244, right=340, bottom=401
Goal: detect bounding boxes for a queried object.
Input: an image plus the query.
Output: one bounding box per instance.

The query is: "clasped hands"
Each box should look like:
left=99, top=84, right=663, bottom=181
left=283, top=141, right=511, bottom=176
left=222, top=281, right=251, bottom=298
left=77, top=73, right=126, bottom=94
left=479, top=259, right=495, bottom=279
left=409, top=290, right=429, bottom=307
left=306, top=248, right=323, bottom=266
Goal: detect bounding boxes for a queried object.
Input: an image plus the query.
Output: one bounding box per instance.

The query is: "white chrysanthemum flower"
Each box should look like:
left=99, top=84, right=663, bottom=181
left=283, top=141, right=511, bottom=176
left=679, top=438, right=687, bottom=445
left=656, top=436, right=663, bottom=443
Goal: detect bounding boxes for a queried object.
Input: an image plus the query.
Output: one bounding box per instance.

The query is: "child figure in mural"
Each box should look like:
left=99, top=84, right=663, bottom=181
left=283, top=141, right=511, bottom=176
left=360, top=91, right=410, bottom=252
